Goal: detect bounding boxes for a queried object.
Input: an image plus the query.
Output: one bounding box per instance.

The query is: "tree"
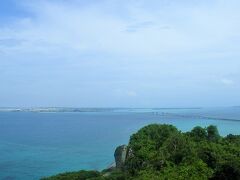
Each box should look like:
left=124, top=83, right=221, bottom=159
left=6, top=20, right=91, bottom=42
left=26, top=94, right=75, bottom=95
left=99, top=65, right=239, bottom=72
left=159, top=160, right=213, bottom=180
left=126, top=124, right=179, bottom=174
left=161, top=134, right=196, bottom=165
left=225, top=134, right=240, bottom=145
left=189, top=126, right=207, bottom=141
left=211, top=160, right=240, bottom=180
left=207, top=125, right=220, bottom=142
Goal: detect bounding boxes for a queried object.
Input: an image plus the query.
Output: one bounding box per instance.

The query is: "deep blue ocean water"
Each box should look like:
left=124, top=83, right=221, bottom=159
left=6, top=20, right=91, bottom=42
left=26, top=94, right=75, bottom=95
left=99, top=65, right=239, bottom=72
left=0, top=108, right=240, bottom=180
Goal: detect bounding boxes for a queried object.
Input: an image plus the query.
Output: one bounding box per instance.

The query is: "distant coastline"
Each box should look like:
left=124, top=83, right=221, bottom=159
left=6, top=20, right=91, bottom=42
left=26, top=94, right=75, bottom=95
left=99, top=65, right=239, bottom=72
left=0, top=107, right=202, bottom=113
left=0, top=107, right=117, bottom=113
left=1, top=107, right=240, bottom=122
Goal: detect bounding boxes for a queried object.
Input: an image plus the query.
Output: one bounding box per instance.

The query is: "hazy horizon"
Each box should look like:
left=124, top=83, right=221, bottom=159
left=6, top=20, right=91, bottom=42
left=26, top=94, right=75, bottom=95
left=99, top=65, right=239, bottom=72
left=1, top=0, right=240, bottom=107
left=0, top=106, right=239, bottom=109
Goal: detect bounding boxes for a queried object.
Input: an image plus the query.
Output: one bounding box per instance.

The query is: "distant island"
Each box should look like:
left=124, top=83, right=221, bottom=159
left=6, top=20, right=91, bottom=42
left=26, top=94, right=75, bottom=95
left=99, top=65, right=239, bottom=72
left=0, top=107, right=201, bottom=113
left=0, top=107, right=118, bottom=112
left=1, top=107, right=240, bottom=122
left=41, top=124, right=240, bottom=180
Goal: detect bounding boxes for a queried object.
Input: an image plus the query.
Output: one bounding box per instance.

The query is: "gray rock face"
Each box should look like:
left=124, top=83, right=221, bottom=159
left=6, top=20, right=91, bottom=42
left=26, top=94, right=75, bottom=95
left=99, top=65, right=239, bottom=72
left=114, top=145, right=127, bottom=169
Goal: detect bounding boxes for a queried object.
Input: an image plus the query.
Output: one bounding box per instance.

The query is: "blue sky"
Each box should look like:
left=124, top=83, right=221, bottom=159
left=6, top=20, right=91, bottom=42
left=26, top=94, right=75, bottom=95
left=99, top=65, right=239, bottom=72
left=0, top=0, right=240, bottom=107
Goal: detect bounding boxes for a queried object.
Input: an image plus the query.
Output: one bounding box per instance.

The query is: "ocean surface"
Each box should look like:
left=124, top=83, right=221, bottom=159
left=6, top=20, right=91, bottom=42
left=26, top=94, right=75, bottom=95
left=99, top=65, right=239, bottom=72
left=0, top=107, right=240, bottom=180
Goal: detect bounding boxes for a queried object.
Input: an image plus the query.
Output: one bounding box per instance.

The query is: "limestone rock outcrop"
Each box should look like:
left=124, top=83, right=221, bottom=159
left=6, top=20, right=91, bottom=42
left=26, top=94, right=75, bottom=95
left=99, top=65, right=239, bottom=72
left=114, top=145, right=127, bottom=169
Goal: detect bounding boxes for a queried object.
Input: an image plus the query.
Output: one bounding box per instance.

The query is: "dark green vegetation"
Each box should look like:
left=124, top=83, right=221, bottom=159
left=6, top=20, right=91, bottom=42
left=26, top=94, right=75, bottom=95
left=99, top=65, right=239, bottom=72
left=42, top=124, right=240, bottom=180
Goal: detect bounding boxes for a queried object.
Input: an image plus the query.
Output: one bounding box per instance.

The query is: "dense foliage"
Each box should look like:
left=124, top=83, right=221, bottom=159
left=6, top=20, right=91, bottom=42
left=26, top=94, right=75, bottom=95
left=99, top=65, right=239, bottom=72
left=42, top=124, right=240, bottom=180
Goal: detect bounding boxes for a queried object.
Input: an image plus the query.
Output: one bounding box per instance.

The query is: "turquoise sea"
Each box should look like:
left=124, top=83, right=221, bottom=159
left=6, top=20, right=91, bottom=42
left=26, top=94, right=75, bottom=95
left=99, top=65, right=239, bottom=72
left=0, top=107, right=240, bottom=180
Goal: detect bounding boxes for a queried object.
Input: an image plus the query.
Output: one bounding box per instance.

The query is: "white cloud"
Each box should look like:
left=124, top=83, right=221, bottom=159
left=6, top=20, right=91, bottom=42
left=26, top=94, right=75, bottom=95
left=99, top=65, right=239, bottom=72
left=126, top=90, right=137, bottom=97
left=115, top=89, right=137, bottom=97
left=1, top=0, right=240, bottom=57
left=220, top=78, right=235, bottom=85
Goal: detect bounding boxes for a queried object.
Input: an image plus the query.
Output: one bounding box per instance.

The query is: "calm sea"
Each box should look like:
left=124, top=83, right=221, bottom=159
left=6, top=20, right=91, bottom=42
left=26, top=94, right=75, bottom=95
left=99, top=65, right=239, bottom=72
left=0, top=108, right=239, bottom=180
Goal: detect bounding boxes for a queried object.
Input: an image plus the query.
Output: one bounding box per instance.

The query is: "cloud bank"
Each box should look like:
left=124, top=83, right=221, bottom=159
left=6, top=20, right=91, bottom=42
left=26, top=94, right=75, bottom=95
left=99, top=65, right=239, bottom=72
left=0, top=0, right=240, bottom=107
